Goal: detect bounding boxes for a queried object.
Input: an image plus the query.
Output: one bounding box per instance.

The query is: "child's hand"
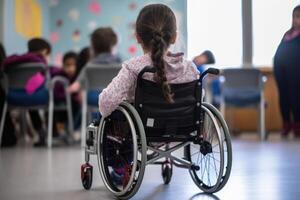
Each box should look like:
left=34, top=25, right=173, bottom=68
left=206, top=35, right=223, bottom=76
left=67, top=81, right=81, bottom=93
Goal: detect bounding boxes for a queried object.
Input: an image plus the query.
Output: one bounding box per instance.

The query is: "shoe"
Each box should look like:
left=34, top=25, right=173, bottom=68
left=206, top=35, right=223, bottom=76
left=34, top=129, right=46, bottom=147
left=293, top=122, right=300, bottom=138
left=110, top=169, right=124, bottom=186
left=281, top=122, right=292, bottom=138
left=33, top=139, right=46, bottom=147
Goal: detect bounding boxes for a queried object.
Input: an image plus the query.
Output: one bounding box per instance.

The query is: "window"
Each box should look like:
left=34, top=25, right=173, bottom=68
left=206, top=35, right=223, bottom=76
left=252, top=0, right=300, bottom=66
left=187, top=0, right=242, bottom=67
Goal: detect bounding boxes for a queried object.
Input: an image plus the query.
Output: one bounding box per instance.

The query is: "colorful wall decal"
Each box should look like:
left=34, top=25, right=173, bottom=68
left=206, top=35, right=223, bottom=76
left=49, top=32, right=60, bottom=43
left=87, top=21, right=97, bottom=31
left=72, top=29, right=81, bottom=42
left=128, top=2, right=137, bottom=10
left=15, top=0, right=42, bottom=38
left=56, top=19, right=63, bottom=27
left=73, top=46, right=80, bottom=52
left=112, top=16, right=122, bottom=27
left=68, top=8, right=80, bottom=21
left=128, top=45, right=137, bottom=55
left=89, top=0, right=101, bottom=15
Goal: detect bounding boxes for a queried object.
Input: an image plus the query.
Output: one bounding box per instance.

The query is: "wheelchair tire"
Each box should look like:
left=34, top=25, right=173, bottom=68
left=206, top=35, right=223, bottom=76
left=81, top=164, right=93, bottom=190
left=202, top=102, right=232, bottom=192
left=162, top=163, right=173, bottom=184
left=185, top=104, right=225, bottom=193
left=97, top=102, right=147, bottom=200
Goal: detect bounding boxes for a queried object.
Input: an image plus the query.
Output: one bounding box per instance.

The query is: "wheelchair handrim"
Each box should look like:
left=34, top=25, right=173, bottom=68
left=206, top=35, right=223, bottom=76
left=202, top=102, right=232, bottom=192
left=188, top=105, right=224, bottom=193
left=97, top=107, right=138, bottom=196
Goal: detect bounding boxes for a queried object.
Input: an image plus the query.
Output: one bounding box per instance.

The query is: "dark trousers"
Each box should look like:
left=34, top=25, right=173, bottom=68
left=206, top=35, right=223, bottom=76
left=274, top=64, right=300, bottom=123
left=29, top=111, right=43, bottom=131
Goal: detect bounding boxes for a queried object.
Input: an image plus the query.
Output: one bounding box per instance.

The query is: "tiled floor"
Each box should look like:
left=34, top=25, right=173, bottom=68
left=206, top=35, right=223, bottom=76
left=1, top=137, right=300, bottom=200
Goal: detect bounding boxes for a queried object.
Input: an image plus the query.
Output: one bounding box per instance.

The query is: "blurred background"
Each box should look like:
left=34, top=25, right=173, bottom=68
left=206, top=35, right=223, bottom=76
left=1, top=0, right=300, bottom=200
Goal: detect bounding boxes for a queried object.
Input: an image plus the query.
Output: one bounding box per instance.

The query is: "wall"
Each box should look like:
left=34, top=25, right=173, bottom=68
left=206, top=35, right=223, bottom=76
left=49, top=0, right=187, bottom=65
left=1, top=0, right=187, bottom=64
left=3, top=0, right=50, bottom=55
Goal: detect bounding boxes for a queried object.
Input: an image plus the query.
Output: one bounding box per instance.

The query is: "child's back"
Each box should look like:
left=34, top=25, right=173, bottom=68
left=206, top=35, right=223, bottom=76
left=99, top=4, right=199, bottom=117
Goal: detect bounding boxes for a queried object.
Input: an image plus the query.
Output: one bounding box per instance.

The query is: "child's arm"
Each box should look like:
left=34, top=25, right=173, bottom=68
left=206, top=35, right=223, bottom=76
left=67, top=81, right=81, bottom=93
left=98, top=63, right=136, bottom=117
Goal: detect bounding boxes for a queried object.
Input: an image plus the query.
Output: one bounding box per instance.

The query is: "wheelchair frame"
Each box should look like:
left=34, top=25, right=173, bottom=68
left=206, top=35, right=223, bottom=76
left=81, top=68, right=232, bottom=199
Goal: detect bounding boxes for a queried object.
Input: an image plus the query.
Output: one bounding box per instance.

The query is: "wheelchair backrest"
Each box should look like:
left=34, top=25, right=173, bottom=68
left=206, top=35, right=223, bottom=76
left=83, top=63, right=121, bottom=90
left=134, top=66, right=201, bottom=135
left=3, top=63, right=46, bottom=90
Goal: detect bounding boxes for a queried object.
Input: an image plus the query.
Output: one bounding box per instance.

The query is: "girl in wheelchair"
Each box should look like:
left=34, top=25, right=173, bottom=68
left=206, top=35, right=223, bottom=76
left=81, top=4, right=232, bottom=199
left=98, top=4, right=199, bottom=117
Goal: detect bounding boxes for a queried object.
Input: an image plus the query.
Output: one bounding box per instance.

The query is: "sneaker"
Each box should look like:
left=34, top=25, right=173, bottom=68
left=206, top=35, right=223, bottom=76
left=110, top=169, right=123, bottom=186
left=33, top=130, right=46, bottom=147
left=33, top=139, right=46, bottom=147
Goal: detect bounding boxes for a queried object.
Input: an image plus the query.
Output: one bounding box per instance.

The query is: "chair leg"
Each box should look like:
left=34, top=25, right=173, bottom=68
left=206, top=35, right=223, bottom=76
left=0, top=102, right=8, bottom=148
left=48, top=100, right=54, bottom=148
left=259, top=97, right=266, bottom=141
left=66, top=94, right=74, bottom=135
left=81, top=91, right=87, bottom=147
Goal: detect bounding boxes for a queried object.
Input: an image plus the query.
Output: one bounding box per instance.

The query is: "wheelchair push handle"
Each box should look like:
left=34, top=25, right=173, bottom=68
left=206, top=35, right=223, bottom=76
left=199, top=68, right=220, bottom=82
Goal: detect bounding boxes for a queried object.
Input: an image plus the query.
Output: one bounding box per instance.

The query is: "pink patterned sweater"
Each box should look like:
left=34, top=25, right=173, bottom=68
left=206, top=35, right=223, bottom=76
left=98, top=52, right=199, bottom=117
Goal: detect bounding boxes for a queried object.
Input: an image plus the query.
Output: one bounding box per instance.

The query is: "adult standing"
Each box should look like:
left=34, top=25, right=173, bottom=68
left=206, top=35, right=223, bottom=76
left=274, top=5, right=300, bottom=138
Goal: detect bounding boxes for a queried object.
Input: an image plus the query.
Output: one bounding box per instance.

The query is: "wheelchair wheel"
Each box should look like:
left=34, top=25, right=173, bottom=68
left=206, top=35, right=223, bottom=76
left=185, top=105, right=225, bottom=193
left=202, top=102, right=232, bottom=192
left=97, top=102, right=147, bottom=199
left=81, top=163, right=93, bottom=190
left=161, top=160, right=173, bottom=184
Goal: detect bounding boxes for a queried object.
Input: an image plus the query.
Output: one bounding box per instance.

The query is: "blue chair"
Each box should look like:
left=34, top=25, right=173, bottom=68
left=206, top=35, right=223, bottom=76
left=80, top=64, right=121, bottom=147
left=0, top=63, right=74, bottom=148
left=220, top=68, right=267, bottom=140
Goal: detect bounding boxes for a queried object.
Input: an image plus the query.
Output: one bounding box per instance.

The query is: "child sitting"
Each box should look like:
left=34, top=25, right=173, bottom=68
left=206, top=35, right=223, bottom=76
left=68, top=27, right=121, bottom=94
left=52, top=52, right=81, bottom=142
left=193, top=50, right=220, bottom=107
left=193, top=50, right=215, bottom=73
left=3, top=38, right=52, bottom=147
left=98, top=4, right=199, bottom=117
left=98, top=4, right=199, bottom=185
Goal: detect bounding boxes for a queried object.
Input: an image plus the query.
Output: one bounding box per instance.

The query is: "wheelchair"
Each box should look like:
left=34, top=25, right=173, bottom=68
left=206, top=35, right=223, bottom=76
left=80, top=67, right=232, bottom=199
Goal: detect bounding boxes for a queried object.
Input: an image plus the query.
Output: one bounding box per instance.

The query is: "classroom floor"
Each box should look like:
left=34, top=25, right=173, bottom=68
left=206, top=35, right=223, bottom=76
left=0, top=136, right=300, bottom=200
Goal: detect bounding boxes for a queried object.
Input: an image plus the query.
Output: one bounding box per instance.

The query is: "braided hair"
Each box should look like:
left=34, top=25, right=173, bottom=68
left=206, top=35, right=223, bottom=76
left=136, top=4, right=177, bottom=103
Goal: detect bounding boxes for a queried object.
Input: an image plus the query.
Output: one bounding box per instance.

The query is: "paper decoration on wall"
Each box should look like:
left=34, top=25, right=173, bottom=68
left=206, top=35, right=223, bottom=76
left=15, top=0, right=42, bottom=38
left=87, top=21, right=97, bottom=31
left=49, top=0, right=59, bottom=7
left=50, top=32, right=60, bottom=43
left=73, top=46, right=80, bottom=52
left=72, top=29, right=81, bottom=42
left=128, top=22, right=135, bottom=30
left=68, top=9, right=80, bottom=21
left=128, top=45, right=137, bottom=55
left=54, top=53, right=63, bottom=66
left=56, top=19, right=63, bottom=27
left=89, top=0, right=101, bottom=15
left=112, top=16, right=122, bottom=27
left=129, top=2, right=137, bottom=10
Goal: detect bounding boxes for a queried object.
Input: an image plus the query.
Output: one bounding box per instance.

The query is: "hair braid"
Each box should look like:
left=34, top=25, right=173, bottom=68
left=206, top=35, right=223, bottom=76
left=151, top=31, right=174, bottom=103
